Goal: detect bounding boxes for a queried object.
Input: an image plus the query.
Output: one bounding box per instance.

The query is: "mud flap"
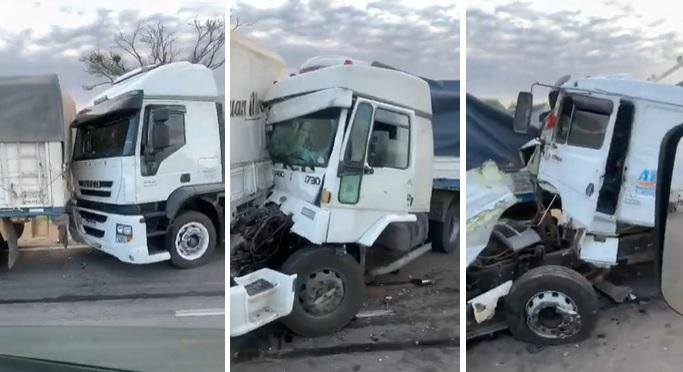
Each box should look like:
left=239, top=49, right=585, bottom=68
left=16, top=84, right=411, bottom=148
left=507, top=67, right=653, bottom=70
left=0, top=218, right=18, bottom=269
left=662, top=211, right=683, bottom=313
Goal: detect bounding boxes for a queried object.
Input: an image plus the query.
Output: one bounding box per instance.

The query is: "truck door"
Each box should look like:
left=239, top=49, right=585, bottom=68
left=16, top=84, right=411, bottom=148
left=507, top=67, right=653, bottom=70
left=538, top=94, right=615, bottom=227
left=326, top=98, right=415, bottom=243
left=657, top=124, right=683, bottom=314
left=136, top=103, right=196, bottom=203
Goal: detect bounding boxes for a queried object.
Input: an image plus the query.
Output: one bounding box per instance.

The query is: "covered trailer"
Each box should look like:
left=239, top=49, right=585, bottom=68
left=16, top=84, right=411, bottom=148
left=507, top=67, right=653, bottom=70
left=229, top=32, right=289, bottom=224
left=0, top=74, right=74, bottom=266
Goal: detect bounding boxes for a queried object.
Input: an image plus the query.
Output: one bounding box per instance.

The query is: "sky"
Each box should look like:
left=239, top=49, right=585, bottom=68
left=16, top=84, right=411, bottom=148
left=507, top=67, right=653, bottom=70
left=232, top=0, right=459, bottom=81
left=468, top=0, right=683, bottom=104
left=0, top=0, right=224, bottom=107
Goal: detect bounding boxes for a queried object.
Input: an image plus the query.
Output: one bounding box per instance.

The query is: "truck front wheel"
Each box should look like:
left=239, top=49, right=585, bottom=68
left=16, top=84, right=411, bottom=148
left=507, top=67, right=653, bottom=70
left=280, top=246, right=364, bottom=337
left=431, top=202, right=459, bottom=254
left=504, top=265, right=599, bottom=345
left=167, top=211, right=217, bottom=268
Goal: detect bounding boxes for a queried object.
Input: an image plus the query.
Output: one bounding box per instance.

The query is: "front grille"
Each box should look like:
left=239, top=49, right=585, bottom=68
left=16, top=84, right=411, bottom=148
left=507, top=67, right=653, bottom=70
left=80, top=189, right=111, bottom=197
left=78, top=210, right=107, bottom=223
left=83, top=226, right=105, bottom=238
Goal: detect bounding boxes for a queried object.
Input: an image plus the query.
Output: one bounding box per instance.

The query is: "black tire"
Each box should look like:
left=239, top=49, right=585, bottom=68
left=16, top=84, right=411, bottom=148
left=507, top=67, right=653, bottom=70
left=431, top=202, right=459, bottom=254
left=12, top=223, right=24, bottom=240
left=0, top=223, right=24, bottom=250
left=280, top=246, right=364, bottom=337
left=167, top=211, right=217, bottom=269
left=504, top=265, right=598, bottom=345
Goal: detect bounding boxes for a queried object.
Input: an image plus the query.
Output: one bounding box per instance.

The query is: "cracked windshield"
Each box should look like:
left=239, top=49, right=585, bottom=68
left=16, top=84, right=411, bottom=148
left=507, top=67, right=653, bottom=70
left=268, top=108, right=340, bottom=167
left=0, top=1, right=225, bottom=371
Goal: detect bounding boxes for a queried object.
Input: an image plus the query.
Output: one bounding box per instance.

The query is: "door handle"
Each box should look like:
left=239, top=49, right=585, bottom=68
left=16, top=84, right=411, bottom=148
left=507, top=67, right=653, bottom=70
left=585, top=183, right=594, bottom=197
left=180, top=173, right=191, bottom=183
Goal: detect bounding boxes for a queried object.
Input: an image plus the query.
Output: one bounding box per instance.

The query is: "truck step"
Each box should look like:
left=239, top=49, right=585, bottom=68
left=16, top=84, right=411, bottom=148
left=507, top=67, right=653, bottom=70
left=230, top=268, right=297, bottom=337
left=244, top=278, right=276, bottom=296
left=248, top=307, right=278, bottom=324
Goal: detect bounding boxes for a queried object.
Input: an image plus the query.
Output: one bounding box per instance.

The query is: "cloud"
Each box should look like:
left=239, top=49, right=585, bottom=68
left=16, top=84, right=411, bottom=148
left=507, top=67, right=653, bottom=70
left=232, top=0, right=459, bottom=80
left=0, top=2, right=224, bottom=107
left=467, top=1, right=683, bottom=103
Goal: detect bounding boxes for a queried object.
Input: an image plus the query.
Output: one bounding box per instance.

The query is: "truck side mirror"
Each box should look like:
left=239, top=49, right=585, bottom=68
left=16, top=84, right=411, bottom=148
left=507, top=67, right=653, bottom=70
left=513, top=92, right=533, bottom=134
left=152, top=122, right=170, bottom=150
left=367, top=131, right=389, bottom=167
left=152, top=108, right=170, bottom=123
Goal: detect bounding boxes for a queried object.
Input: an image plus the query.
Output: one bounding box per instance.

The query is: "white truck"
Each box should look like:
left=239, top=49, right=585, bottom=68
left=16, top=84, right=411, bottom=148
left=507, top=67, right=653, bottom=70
left=230, top=51, right=459, bottom=337
left=467, top=75, right=683, bottom=345
left=0, top=75, right=75, bottom=267
left=69, top=62, right=225, bottom=268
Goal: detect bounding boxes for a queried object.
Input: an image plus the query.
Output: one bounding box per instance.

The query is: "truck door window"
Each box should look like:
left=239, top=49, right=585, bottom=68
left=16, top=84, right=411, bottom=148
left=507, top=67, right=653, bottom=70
left=140, top=104, right=186, bottom=176
left=566, top=110, right=610, bottom=149
left=339, top=102, right=373, bottom=204
left=555, top=97, right=573, bottom=144
left=555, top=95, right=613, bottom=149
left=368, top=108, right=410, bottom=169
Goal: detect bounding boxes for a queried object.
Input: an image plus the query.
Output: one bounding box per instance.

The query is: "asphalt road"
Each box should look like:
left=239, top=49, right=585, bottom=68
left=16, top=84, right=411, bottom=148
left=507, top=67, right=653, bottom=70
left=231, top=249, right=459, bottom=372
left=0, top=243, right=225, bottom=371
left=467, top=263, right=683, bottom=371
left=0, top=244, right=225, bottom=328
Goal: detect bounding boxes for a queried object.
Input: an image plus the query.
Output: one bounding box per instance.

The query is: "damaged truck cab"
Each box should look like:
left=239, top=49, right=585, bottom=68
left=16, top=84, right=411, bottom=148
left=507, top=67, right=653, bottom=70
left=232, top=57, right=458, bottom=337
left=468, top=76, right=683, bottom=344
left=264, top=58, right=433, bottom=250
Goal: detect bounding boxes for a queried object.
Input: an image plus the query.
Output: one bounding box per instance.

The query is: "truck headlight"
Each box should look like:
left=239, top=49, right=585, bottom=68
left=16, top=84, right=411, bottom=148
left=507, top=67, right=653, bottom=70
left=116, top=224, right=133, bottom=243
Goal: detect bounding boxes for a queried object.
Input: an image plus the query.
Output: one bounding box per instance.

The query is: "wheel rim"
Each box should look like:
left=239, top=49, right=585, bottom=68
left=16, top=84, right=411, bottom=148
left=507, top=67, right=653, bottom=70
left=175, top=222, right=210, bottom=261
left=297, top=269, right=345, bottom=317
left=525, top=290, right=581, bottom=339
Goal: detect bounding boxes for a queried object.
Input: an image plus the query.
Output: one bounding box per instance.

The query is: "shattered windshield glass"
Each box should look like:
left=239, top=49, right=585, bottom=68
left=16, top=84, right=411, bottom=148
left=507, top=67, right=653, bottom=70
left=268, top=107, right=341, bottom=167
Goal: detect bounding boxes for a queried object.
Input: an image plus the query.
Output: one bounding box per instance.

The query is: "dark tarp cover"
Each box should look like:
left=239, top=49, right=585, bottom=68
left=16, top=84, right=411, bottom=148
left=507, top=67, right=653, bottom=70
left=466, top=93, right=534, bottom=170
left=0, top=74, right=66, bottom=142
left=424, top=79, right=458, bottom=157
left=370, top=62, right=459, bottom=158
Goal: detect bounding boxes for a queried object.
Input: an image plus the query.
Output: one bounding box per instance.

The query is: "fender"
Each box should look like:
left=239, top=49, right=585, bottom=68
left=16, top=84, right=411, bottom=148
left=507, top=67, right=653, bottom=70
left=166, top=183, right=225, bottom=219
left=357, top=214, right=417, bottom=247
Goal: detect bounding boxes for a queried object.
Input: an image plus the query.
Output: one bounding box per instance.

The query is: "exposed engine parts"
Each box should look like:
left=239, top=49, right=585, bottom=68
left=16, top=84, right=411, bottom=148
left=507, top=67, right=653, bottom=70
left=231, top=204, right=294, bottom=276
left=466, top=212, right=579, bottom=299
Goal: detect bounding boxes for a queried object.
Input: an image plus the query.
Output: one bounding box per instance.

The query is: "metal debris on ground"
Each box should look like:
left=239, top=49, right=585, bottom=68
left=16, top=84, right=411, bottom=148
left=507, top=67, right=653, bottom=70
left=594, top=279, right=633, bottom=303
left=411, top=278, right=434, bottom=286
left=356, top=309, right=395, bottom=318
left=525, top=343, right=545, bottom=354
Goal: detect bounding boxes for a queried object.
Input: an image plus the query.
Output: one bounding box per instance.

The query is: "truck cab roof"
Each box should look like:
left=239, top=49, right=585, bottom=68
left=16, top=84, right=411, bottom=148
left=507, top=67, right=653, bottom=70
left=265, top=63, right=432, bottom=116
left=88, top=62, right=219, bottom=107
left=561, top=76, right=683, bottom=107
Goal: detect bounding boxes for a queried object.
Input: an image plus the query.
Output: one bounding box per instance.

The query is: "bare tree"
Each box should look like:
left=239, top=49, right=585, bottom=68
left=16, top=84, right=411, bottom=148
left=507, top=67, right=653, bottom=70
left=143, top=22, right=178, bottom=65
left=80, top=16, right=224, bottom=89
left=230, top=10, right=254, bottom=32
left=189, top=18, right=225, bottom=69
left=78, top=49, right=128, bottom=89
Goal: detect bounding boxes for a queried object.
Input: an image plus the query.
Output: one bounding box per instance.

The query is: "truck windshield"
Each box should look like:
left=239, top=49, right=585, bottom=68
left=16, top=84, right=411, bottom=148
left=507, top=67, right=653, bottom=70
left=73, top=114, right=138, bottom=161
left=268, top=107, right=340, bottom=168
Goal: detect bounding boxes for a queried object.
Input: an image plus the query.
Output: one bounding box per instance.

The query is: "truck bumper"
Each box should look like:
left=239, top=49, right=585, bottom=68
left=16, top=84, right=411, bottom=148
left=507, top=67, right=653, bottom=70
left=70, top=207, right=170, bottom=264
left=230, top=268, right=296, bottom=337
